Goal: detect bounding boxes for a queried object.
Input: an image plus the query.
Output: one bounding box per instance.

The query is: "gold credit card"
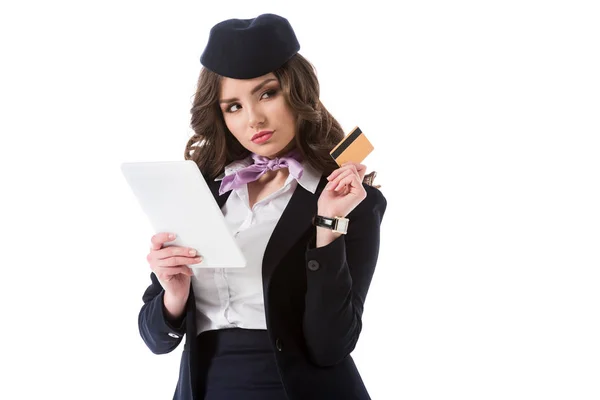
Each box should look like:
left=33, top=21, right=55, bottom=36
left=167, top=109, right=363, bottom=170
left=330, top=126, right=374, bottom=166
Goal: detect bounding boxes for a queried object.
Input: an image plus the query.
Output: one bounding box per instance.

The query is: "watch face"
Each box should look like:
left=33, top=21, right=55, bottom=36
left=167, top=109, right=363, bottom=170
left=336, top=218, right=349, bottom=233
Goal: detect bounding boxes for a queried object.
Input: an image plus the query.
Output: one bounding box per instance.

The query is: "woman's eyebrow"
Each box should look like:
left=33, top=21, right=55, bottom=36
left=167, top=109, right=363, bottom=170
left=219, top=78, right=277, bottom=104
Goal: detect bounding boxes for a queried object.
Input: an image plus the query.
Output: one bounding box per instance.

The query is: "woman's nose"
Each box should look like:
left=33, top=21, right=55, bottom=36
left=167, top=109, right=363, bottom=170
left=247, top=105, right=266, bottom=128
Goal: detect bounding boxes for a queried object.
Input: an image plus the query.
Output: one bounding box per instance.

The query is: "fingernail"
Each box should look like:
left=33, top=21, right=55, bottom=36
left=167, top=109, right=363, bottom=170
left=169, top=233, right=175, bottom=239
left=189, top=249, right=196, bottom=256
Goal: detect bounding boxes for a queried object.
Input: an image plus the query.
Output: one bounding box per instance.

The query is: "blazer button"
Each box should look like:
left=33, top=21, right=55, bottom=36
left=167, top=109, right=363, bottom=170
left=275, top=338, right=283, bottom=352
left=307, top=260, right=320, bottom=271
left=168, top=332, right=180, bottom=338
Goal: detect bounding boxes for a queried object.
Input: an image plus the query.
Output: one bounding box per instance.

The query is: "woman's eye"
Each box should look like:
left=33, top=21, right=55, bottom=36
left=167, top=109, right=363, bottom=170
left=225, top=89, right=277, bottom=113
left=261, top=89, right=277, bottom=99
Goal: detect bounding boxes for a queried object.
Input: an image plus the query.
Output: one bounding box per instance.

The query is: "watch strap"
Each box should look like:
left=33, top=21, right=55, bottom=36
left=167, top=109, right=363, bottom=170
left=312, top=215, right=349, bottom=234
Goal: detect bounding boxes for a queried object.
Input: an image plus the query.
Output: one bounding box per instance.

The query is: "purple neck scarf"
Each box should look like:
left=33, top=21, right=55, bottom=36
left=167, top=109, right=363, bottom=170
left=218, top=149, right=304, bottom=195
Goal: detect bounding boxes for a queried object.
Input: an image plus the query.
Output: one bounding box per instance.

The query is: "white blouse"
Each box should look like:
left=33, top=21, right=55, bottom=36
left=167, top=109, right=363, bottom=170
left=190, top=155, right=322, bottom=336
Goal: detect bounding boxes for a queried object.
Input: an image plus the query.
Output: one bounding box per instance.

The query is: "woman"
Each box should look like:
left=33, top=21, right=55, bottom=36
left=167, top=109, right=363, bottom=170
left=139, top=13, right=387, bottom=400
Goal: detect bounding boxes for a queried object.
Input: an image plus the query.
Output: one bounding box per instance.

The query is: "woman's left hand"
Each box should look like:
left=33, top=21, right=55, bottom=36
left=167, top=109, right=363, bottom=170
left=317, top=162, right=368, bottom=217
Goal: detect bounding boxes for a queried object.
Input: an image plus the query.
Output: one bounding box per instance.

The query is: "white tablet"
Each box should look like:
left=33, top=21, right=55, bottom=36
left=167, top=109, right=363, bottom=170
left=120, top=160, right=246, bottom=268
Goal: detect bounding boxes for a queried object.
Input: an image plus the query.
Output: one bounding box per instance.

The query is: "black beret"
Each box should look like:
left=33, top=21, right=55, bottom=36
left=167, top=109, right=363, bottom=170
left=200, top=13, right=300, bottom=79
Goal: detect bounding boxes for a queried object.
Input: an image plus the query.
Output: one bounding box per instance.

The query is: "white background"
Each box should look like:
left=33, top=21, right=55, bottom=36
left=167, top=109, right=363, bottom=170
left=1, top=1, right=599, bottom=399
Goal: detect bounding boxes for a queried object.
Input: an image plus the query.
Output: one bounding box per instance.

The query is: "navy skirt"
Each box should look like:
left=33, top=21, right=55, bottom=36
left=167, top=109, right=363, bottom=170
left=194, top=328, right=288, bottom=400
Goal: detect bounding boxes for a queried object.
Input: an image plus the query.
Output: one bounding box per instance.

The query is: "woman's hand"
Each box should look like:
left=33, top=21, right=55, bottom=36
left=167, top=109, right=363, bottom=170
left=317, top=162, right=368, bottom=217
left=146, top=232, right=202, bottom=301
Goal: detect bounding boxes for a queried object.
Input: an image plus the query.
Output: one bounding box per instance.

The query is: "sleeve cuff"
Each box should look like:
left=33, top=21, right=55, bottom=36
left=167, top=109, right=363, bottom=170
left=305, top=233, right=346, bottom=273
left=158, top=291, right=187, bottom=336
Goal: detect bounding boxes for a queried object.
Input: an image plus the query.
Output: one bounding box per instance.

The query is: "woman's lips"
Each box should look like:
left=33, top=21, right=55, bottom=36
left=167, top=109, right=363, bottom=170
left=252, top=131, right=274, bottom=144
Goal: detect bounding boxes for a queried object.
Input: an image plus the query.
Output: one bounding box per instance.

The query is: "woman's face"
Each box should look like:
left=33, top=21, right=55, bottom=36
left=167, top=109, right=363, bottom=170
left=219, top=72, right=296, bottom=159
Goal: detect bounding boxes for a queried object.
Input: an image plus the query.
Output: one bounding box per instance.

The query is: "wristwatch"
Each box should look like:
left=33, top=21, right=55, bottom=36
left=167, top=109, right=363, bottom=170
left=312, top=215, right=349, bottom=235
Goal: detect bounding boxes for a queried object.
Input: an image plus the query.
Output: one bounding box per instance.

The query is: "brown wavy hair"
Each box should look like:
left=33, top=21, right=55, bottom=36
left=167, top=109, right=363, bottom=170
left=184, top=53, right=378, bottom=187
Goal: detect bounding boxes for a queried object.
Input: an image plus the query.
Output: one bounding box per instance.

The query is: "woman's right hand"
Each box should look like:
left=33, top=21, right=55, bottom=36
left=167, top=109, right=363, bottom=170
left=146, top=232, right=203, bottom=300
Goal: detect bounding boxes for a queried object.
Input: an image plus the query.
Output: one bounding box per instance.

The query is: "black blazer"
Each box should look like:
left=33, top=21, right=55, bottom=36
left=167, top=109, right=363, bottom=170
left=138, top=172, right=387, bottom=399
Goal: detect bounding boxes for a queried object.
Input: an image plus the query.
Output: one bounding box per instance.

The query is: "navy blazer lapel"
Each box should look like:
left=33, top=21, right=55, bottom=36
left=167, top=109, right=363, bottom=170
left=262, top=179, right=326, bottom=287
left=207, top=177, right=231, bottom=208
left=205, top=176, right=327, bottom=287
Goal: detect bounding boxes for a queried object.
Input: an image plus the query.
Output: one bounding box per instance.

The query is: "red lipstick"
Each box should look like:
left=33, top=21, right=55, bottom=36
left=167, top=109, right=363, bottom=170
left=251, top=130, right=274, bottom=143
